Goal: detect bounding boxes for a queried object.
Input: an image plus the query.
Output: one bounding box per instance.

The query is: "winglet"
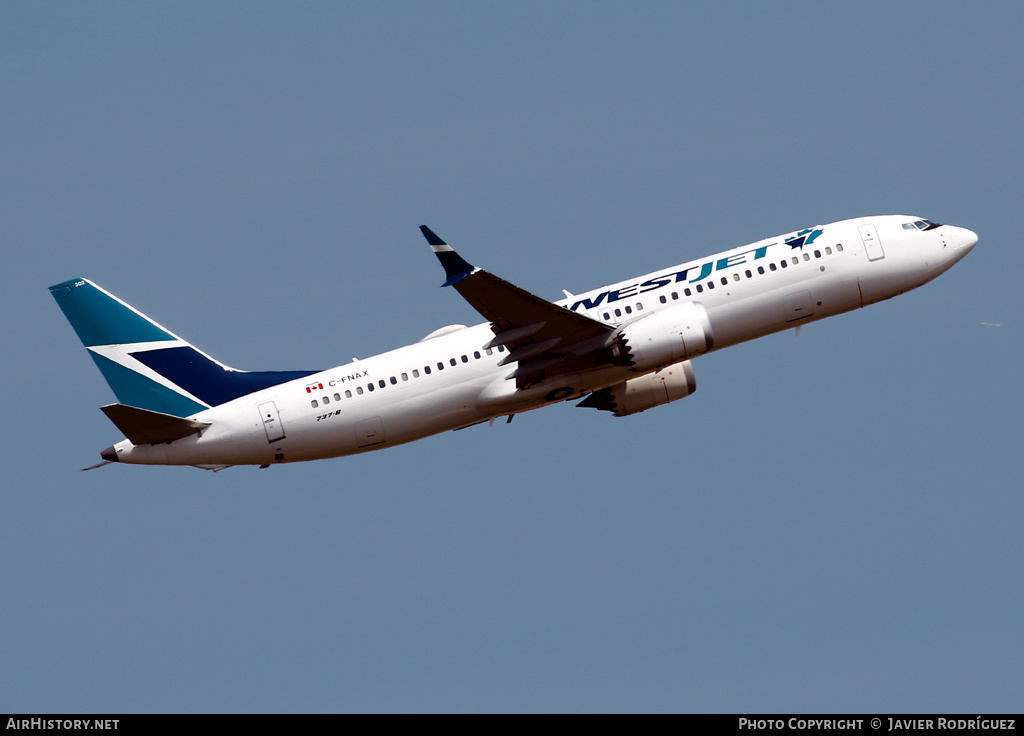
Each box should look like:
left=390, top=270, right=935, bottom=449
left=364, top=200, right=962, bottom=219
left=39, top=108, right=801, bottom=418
left=420, top=226, right=475, bottom=287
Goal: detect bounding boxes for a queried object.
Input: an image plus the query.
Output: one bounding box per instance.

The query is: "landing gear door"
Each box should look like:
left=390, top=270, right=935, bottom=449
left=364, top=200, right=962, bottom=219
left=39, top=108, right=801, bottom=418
left=258, top=401, right=286, bottom=443
left=858, top=223, right=885, bottom=262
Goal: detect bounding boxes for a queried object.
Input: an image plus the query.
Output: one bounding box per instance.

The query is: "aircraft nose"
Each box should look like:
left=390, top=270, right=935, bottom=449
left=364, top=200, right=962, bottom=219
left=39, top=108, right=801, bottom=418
left=954, top=226, right=978, bottom=258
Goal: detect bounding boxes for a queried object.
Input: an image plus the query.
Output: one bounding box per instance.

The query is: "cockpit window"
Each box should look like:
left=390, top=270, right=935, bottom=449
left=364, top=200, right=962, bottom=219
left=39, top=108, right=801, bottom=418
left=904, top=219, right=943, bottom=231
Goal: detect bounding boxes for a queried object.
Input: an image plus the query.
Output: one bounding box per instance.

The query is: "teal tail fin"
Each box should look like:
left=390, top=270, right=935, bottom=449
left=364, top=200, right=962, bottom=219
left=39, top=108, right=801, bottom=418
left=50, top=278, right=319, bottom=417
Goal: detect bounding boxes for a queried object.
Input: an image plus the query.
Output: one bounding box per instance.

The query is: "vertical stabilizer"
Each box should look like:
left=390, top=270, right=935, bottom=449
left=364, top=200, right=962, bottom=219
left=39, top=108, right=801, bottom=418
left=50, top=278, right=319, bottom=417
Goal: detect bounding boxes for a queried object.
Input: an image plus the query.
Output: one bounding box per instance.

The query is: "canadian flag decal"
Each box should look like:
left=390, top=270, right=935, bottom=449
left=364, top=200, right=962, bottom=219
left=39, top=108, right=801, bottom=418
left=305, top=383, right=323, bottom=393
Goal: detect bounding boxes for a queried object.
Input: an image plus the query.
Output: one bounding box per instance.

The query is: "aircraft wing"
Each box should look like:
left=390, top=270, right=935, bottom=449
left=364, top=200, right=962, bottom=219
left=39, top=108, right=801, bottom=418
left=421, top=226, right=616, bottom=387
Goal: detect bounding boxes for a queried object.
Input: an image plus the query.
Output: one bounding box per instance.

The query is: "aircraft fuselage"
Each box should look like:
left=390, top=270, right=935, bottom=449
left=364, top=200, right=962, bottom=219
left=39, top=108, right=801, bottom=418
left=63, top=215, right=976, bottom=469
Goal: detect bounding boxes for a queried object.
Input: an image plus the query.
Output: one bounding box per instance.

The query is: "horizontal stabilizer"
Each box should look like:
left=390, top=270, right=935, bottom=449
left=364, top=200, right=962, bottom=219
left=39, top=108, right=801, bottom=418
left=80, top=460, right=114, bottom=471
left=101, top=404, right=211, bottom=445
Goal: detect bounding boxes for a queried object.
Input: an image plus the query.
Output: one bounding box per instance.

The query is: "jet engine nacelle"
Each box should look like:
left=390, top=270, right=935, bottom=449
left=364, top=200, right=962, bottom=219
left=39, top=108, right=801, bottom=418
left=615, top=301, right=714, bottom=372
left=578, top=360, right=696, bottom=417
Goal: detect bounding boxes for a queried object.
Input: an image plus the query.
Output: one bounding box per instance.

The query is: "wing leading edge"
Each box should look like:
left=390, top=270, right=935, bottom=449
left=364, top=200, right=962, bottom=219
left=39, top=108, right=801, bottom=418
left=419, top=226, right=616, bottom=387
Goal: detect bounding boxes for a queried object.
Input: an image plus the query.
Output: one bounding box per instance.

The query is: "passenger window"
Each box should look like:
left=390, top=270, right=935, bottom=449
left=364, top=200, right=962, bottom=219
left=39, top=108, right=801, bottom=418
left=671, top=292, right=679, bottom=300
left=659, top=295, right=667, bottom=304
left=825, top=247, right=832, bottom=255
left=367, top=384, right=374, bottom=392
left=311, top=399, right=318, bottom=408
left=437, top=362, right=444, bottom=370
left=769, top=263, right=777, bottom=271
left=424, top=366, right=431, bottom=375
left=684, top=288, right=691, bottom=297
left=707, top=281, right=715, bottom=289
left=401, top=373, right=408, bottom=381
left=636, top=303, right=643, bottom=311
left=450, top=358, right=457, bottom=366
left=791, top=257, right=798, bottom=265
left=624, top=305, right=632, bottom=314
left=474, top=351, right=480, bottom=359
left=379, top=380, right=386, bottom=388
left=497, top=345, right=505, bottom=352
left=836, top=244, right=844, bottom=252
left=696, top=284, right=704, bottom=293
left=334, top=393, right=341, bottom=401
left=412, top=369, right=420, bottom=378
left=603, top=312, right=611, bottom=320
left=758, top=266, right=765, bottom=274
left=345, top=390, right=352, bottom=398
left=814, top=250, right=821, bottom=258
left=745, top=270, right=752, bottom=278
left=485, top=348, right=493, bottom=356
left=390, top=377, right=397, bottom=385
left=322, top=396, right=329, bottom=405
left=614, top=308, right=622, bottom=317
left=461, top=355, right=468, bottom=363
left=356, top=386, right=364, bottom=395
left=721, top=277, right=728, bottom=285
left=802, top=253, right=810, bottom=261
left=780, top=260, right=788, bottom=269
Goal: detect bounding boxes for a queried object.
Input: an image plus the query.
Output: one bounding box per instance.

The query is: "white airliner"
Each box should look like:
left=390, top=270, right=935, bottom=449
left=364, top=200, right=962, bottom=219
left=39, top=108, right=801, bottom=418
left=51, top=215, right=976, bottom=470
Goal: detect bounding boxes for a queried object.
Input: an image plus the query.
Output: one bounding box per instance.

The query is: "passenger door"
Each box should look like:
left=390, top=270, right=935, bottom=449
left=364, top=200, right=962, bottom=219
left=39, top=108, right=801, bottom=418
left=258, top=401, right=286, bottom=443
left=858, top=223, right=885, bottom=261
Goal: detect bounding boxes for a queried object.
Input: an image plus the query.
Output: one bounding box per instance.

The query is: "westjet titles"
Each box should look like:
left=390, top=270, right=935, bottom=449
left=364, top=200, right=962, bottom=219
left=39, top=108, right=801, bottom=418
left=569, top=241, right=774, bottom=312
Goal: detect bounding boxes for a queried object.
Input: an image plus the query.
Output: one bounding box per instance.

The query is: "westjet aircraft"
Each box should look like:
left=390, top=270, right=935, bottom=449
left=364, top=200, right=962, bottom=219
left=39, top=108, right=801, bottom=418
left=51, top=215, right=976, bottom=470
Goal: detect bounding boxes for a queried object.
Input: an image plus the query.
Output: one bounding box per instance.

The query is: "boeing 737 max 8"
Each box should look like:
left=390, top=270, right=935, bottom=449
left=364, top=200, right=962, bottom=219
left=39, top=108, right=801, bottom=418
left=50, top=215, right=976, bottom=470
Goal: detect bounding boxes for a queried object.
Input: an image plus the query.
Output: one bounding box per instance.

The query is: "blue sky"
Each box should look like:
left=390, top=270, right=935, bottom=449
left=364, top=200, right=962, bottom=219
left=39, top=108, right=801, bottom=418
left=3, top=2, right=1022, bottom=712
